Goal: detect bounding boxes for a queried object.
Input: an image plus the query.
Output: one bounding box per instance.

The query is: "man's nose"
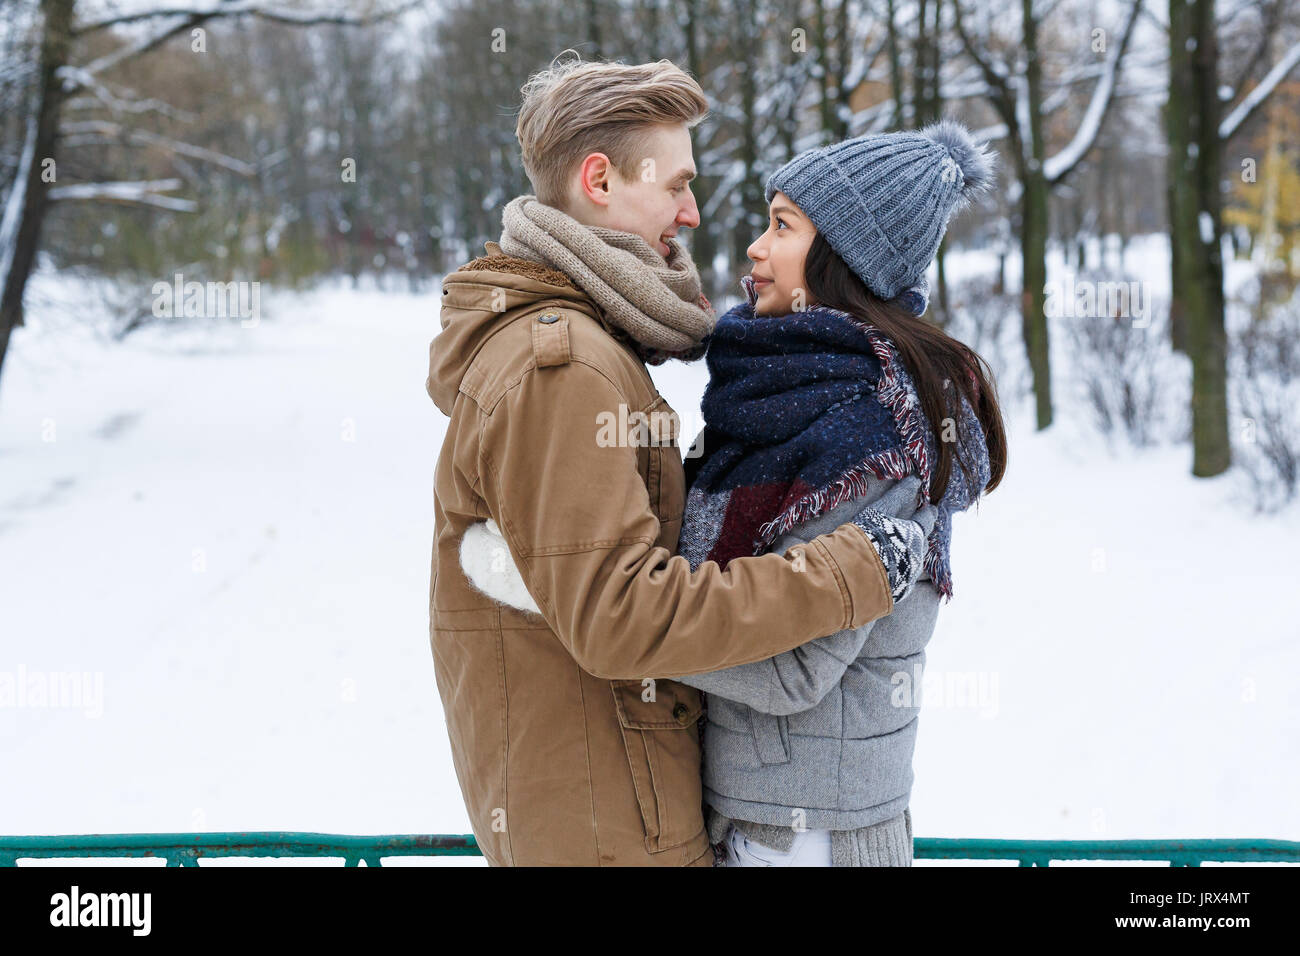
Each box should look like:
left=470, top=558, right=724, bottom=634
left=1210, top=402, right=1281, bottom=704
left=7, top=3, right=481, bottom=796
left=678, top=190, right=700, bottom=229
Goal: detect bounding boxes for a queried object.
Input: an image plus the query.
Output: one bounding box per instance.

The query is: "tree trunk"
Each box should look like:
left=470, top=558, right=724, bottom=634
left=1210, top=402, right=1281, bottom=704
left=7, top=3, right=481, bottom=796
left=833, top=0, right=851, bottom=139
left=1166, top=0, right=1192, bottom=355
left=1184, top=0, right=1230, bottom=474
left=731, top=0, right=761, bottom=278
left=934, top=234, right=950, bottom=327
left=0, top=0, right=75, bottom=386
left=885, top=0, right=904, bottom=128
left=683, top=0, right=719, bottom=301
left=910, top=0, right=930, bottom=129
left=1022, top=167, right=1053, bottom=429
left=586, top=0, right=602, bottom=59
left=1021, top=0, right=1053, bottom=428
left=814, top=0, right=835, bottom=143
left=912, top=0, right=946, bottom=322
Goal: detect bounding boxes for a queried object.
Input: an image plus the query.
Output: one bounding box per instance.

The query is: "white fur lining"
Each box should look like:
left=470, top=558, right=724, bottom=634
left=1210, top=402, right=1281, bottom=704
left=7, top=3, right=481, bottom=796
left=458, top=518, right=542, bottom=615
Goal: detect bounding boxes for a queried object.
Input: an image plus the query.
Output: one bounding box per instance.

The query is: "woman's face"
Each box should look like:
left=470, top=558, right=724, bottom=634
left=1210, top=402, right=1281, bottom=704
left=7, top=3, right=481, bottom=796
left=746, top=191, right=817, bottom=315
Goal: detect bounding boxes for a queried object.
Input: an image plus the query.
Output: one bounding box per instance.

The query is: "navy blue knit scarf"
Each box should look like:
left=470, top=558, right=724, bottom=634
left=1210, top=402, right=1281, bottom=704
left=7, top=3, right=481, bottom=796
left=678, top=277, right=991, bottom=602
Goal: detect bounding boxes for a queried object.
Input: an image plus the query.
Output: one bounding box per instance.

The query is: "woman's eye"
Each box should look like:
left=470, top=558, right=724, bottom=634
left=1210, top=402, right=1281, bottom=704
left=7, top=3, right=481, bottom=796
left=775, top=217, right=787, bottom=230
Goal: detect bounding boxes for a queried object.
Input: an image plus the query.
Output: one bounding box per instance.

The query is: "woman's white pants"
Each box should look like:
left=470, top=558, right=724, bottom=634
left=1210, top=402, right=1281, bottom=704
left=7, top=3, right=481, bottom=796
left=721, top=823, right=833, bottom=867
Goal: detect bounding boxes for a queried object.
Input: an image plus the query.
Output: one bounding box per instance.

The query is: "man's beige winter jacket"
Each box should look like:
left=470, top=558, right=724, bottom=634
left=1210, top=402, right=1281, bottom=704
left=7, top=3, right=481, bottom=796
left=426, top=241, right=896, bottom=866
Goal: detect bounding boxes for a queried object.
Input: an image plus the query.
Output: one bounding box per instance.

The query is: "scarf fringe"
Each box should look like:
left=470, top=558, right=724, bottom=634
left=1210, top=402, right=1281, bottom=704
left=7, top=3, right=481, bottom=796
left=925, top=544, right=954, bottom=603
left=842, top=307, right=955, bottom=603
left=754, top=444, right=954, bottom=603
left=751, top=309, right=953, bottom=599
left=755, top=447, right=912, bottom=547
left=857, top=315, right=933, bottom=501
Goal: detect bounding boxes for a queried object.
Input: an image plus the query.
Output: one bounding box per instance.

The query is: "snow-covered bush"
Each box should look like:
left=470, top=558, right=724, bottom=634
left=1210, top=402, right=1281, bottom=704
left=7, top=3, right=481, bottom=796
left=943, top=273, right=1029, bottom=409
left=1230, top=289, right=1300, bottom=513
left=1059, top=270, right=1187, bottom=447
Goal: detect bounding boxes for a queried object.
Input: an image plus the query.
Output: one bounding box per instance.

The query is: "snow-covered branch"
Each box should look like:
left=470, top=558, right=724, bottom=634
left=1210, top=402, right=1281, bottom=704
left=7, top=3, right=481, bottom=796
left=972, top=122, right=1008, bottom=143
left=56, top=67, right=196, bottom=121
left=0, top=112, right=39, bottom=296
left=1043, top=0, right=1145, bottom=184
left=1219, top=41, right=1300, bottom=141
left=58, top=120, right=257, bottom=176
left=68, top=0, right=423, bottom=85
left=951, top=0, right=1016, bottom=116
left=73, top=13, right=222, bottom=85
left=1225, top=0, right=1287, bottom=96
left=47, top=179, right=197, bottom=212
left=73, top=0, right=425, bottom=35
left=841, top=25, right=892, bottom=94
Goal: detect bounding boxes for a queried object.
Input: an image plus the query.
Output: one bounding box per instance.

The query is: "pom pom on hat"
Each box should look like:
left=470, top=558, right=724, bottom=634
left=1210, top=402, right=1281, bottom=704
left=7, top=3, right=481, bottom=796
left=919, top=117, right=997, bottom=202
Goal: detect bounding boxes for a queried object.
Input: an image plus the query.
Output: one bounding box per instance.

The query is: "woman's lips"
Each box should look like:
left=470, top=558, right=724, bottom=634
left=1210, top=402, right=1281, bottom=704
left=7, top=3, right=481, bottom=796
left=751, top=277, right=773, bottom=289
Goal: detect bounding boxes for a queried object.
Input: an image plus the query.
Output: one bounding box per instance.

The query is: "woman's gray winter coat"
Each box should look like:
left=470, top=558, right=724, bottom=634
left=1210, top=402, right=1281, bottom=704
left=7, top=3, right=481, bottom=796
left=673, top=472, right=941, bottom=832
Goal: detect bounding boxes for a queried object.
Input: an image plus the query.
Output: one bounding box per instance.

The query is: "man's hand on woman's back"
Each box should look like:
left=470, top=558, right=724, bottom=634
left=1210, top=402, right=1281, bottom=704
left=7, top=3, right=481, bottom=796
left=843, top=475, right=938, bottom=605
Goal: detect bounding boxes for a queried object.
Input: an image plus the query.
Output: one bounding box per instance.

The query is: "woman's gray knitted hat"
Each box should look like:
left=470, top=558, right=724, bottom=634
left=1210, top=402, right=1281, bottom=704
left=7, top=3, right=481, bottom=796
left=765, top=117, right=996, bottom=316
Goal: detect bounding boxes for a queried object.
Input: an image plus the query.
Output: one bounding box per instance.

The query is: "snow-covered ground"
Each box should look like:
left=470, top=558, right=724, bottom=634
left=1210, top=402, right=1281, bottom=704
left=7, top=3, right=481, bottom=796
left=2, top=244, right=1296, bottom=866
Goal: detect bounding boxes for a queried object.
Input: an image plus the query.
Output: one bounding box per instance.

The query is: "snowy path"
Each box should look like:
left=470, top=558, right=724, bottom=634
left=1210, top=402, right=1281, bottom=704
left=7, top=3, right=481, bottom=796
left=1, top=269, right=1295, bottom=866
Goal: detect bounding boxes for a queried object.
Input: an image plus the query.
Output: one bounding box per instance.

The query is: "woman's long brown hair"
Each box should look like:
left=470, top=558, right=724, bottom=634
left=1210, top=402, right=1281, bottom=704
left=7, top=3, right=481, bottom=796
left=802, top=231, right=1007, bottom=503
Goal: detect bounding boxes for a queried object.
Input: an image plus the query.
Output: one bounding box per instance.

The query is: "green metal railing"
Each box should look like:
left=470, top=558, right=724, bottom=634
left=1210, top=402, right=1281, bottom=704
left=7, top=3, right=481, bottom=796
left=0, top=833, right=481, bottom=867
left=3, top=833, right=1298, bottom=866
left=918, top=837, right=1300, bottom=867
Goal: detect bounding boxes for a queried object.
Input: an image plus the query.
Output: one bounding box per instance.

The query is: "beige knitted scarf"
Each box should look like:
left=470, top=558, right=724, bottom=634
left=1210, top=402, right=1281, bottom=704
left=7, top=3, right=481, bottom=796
left=498, top=194, right=716, bottom=365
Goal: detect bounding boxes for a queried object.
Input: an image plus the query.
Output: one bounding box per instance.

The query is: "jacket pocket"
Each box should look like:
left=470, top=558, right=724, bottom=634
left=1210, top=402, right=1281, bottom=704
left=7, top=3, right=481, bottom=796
left=610, top=679, right=706, bottom=853
left=750, top=711, right=791, bottom=765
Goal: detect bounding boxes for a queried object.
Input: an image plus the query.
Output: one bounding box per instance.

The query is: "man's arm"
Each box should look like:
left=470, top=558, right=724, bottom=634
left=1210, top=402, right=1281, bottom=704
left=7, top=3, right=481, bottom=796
left=674, top=617, right=878, bottom=715
left=474, top=361, right=895, bottom=680
left=674, top=476, right=932, bottom=713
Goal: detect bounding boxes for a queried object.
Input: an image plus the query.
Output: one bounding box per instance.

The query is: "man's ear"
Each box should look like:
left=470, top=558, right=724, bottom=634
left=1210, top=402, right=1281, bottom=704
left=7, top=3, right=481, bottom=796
left=578, top=153, right=613, bottom=206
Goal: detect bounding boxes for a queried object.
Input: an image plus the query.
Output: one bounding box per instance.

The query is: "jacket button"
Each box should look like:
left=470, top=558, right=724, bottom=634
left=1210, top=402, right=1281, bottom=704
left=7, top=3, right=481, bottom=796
left=537, top=312, right=560, bottom=323
left=672, top=702, right=690, bottom=723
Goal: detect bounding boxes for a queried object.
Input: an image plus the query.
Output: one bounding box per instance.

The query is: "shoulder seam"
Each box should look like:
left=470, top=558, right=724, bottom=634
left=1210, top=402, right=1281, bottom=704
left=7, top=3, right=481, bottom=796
left=480, top=355, right=634, bottom=418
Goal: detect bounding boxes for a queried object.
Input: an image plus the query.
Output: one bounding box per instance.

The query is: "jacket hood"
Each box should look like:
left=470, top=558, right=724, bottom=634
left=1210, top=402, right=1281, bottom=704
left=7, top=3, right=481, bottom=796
left=427, top=241, right=601, bottom=416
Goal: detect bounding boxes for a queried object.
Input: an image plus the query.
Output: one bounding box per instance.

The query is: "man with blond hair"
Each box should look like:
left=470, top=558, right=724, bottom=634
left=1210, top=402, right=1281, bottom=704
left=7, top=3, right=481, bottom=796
left=425, top=55, right=932, bottom=866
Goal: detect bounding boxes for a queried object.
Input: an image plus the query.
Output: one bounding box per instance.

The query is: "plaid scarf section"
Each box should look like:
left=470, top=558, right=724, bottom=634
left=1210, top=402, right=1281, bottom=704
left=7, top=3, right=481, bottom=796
left=678, top=277, right=991, bottom=603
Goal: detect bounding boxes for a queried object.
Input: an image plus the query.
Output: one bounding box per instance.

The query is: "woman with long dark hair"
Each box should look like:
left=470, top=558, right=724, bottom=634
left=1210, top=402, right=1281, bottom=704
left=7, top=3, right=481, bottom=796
left=673, top=118, right=1007, bottom=866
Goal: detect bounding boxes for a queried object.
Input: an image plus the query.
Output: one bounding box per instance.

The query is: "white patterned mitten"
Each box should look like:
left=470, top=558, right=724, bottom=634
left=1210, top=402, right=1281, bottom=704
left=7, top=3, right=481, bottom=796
left=850, top=503, right=938, bottom=604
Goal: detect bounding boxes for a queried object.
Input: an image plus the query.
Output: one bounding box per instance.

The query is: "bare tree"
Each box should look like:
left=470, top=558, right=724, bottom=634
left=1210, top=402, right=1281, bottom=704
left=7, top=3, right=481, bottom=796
left=952, top=0, right=1145, bottom=430
left=0, top=0, right=421, bottom=386
left=1164, top=0, right=1300, bottom=475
